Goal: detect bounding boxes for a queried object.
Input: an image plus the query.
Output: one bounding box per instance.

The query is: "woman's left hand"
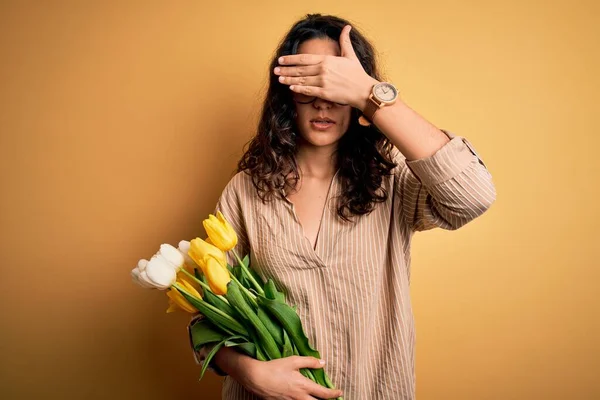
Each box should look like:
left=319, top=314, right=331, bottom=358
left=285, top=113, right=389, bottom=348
left=274, top=24, right=379, bottom=111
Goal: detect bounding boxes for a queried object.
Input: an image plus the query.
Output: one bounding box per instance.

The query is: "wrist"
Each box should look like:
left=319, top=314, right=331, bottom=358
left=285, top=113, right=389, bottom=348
left=356, top=76, right=380, bottom=111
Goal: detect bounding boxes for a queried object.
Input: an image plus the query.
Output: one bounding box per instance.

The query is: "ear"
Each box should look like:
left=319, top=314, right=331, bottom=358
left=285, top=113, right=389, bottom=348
left=339, top=25, right=358, bottom=60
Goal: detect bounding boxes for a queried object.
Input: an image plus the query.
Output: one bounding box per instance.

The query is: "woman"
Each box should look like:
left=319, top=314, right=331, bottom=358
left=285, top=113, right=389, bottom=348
left=192, top=13, right=496, bottom=400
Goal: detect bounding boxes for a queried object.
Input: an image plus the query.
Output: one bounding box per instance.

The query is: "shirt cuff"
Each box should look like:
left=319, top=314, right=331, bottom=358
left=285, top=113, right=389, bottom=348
left=404, top=129, right=486, bottom=187
left=188, top=314, right=228, bottom=377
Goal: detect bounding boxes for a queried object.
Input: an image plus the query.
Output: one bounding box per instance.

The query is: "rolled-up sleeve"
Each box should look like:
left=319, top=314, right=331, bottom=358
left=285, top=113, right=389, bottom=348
left=188, top=314, right=228, bottom=376
left=395, top=129, right=496, bottom=231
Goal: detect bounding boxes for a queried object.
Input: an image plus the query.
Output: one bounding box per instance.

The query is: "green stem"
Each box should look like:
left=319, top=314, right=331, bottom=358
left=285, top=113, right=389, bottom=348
left=228, top=271, right=258, bottom=308
left=232, top=249, right=264, bottom=295
left=179, top=268, right=230, bottom=305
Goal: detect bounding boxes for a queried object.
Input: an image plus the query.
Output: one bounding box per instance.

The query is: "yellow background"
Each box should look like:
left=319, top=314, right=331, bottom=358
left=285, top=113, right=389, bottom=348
left=1, top=1, right=598, bottom=399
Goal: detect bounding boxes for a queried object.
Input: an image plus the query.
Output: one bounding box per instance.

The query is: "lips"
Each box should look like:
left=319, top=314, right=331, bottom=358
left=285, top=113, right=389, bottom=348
left=309, top=117, right=336, bottom=131
left=310, top=117, right=336, bottom=124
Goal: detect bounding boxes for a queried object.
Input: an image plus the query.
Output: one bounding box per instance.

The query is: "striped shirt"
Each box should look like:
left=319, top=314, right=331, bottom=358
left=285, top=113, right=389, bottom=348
left=194, top=129, right=496, bottom=399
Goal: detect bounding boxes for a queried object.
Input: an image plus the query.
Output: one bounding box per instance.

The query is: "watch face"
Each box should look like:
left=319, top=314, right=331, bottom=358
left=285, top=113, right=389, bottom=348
left=373, top=82, right=398, bottom=102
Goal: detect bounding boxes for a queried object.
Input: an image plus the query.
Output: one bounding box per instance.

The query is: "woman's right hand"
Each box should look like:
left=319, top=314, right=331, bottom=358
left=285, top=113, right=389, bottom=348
left=237, top=355, right=344, bottom=400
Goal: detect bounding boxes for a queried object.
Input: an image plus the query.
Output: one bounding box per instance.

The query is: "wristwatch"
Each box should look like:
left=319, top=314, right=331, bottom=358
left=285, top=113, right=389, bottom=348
left=358, top=82, right=399, bottom=126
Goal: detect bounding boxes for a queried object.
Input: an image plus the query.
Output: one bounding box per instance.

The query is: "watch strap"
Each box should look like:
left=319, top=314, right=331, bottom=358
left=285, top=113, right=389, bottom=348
left=360, top=95, right=380, bottom=125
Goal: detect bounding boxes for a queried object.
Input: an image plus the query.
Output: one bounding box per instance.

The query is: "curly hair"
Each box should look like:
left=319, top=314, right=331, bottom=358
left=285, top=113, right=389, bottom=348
left=237, top=13, right=397, bottom=222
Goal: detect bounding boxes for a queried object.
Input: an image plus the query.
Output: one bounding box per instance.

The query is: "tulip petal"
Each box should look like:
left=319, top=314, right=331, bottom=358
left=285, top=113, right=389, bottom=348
left=203, top=213, right=237, bottom=252
left=205, top=255, right=231, bottom=295
left=166, top=287, right=197, bottom=313
left=159, top=243, right=185, bottom=270
left=178, top=240, right=190, bottom=253
left=137, top=259, right=148, bottom=271
left=146, top=255, right=177, bottom=289
left=131, top=268, right=142, bottom=285
left=131, top=267, right=155, bottom=289
left=166, top=300, right=178, bottom=313
left=179, top=279, right=202, bottom=298
left=177, top=241, right=199, bottom=270
left=189, top=237, right=227, bottom=269
left=138, top=270, right=155, bottom=288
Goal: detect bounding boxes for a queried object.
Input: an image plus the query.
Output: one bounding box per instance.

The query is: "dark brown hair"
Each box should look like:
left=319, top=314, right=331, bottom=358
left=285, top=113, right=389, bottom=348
left=237, top=13, right=397, bottom=222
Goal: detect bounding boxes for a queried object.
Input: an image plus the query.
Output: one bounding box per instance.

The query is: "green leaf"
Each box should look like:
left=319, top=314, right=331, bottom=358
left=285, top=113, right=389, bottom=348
left=199, top=335, right=244, bottom=380
left=264, top=279, right=285, bottom=303
left=225, top=280, right=281, bottom=360
left=282, top=329, right=293, bottom=357
left=179, top=290, right=247, bottom=337
left=258, top=306, right=283, bottom=347
left=202, top=285, right=237, bottom=317
left=264, top=279, right=278, bottom=300
left=225, top=341, right=256, bottom=358
left=232, top=265, right=243, bottom=281
left=255, top=343, right=267, bottom=361
left=303, top=367, right=317, bottom=383
left=299, top=368, right=311, bottom=380
left=291, top=342, right=317, bottom=383
left=190, top=319, right=227, bottom=350
left=257, top=295, right=328, bottom=386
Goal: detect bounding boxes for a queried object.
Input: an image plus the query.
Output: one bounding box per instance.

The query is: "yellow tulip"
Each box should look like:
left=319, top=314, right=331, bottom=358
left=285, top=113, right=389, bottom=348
left=204, top=254, right=231, bottom=295
left=188, top=237, right=227, bottom=270
left=166, top=279, right=201, bottom=313
left=176, top=269, right=201, bottom=292
left=203, top=211, right=238, bottom=251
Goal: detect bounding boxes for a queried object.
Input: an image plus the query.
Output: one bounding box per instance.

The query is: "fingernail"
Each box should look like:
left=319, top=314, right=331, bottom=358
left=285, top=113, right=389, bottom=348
left=279, top=56, right=284, bottom=64
left=319, top=359, right=326, bottom=365
left=274, top=67, right=280, bottom=74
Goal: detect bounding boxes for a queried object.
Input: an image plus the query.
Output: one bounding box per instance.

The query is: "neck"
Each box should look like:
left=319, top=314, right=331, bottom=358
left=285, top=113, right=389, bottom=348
left=295, top=142, right=338, bottom=180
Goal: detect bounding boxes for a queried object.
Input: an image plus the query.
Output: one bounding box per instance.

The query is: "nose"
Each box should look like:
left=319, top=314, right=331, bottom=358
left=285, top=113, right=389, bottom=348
left=312, top=97, right=333, bottom=109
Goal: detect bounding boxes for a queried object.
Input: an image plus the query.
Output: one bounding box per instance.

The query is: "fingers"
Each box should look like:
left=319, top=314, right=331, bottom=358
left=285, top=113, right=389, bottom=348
left=339, top=24, right=358, bottom=60
left=278, top=75, right=321, bottom=87
left=289, top=85, right=327, bottom=102
left=279, top=53, right=325, bottom=65
left=304, top=379, right=344, bottom=399
left=289, top=356, right=326, bottom=370
left=275, top=64, right=321, bottom=77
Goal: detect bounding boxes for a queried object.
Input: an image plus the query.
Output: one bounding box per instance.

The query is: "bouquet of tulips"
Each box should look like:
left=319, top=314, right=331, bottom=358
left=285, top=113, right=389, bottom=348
left=131, top=211, right=342, bottom=399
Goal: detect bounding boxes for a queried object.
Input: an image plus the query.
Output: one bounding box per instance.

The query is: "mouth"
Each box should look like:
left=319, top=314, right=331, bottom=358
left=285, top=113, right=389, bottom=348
left=310, top=117, right=336, bottom=130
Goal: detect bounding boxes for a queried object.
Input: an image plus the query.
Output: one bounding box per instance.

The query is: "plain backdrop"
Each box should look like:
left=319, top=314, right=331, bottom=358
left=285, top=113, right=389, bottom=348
left=0, top=1, right=598, bottom=399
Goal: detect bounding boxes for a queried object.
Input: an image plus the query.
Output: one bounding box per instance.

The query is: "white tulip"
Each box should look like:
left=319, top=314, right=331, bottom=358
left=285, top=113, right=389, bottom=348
left=178, top=240, right=190, bottom=253
left=131, top=262, right=155, bottom=289
left=159, top=243, right=185, bottom=270
left=137, top=259, right=148, bottom=271
left=178, top=240, right=200, bottom=270
left=138, top=270, right=154, bottom=288
left=145, top=254, right=177, bottom=289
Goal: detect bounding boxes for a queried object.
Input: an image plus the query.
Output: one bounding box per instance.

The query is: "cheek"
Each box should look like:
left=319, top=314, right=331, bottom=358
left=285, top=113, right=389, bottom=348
left=294, top=107, right=309, bottom=125
left=339, top=109, right=352, bottom=132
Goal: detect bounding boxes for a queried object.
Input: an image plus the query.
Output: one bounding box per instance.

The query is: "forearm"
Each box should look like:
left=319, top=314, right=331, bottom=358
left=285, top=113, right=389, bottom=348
left=213, top=346, right=257, bottom=381
left=356, top=78, right=450, bottom=161
left=373, top=99, right=450, bottom=160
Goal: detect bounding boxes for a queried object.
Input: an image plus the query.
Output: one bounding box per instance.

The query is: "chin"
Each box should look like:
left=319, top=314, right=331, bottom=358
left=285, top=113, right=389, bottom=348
left=298, top=127, right=346, bottom=147
left=300, top=133, right=341, bottom=148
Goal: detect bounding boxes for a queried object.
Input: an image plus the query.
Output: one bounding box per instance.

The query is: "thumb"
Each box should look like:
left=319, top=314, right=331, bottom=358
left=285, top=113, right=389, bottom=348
left=339, top=24, right=358, bottom=60
left=291, top=356, right=326, bottom=370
